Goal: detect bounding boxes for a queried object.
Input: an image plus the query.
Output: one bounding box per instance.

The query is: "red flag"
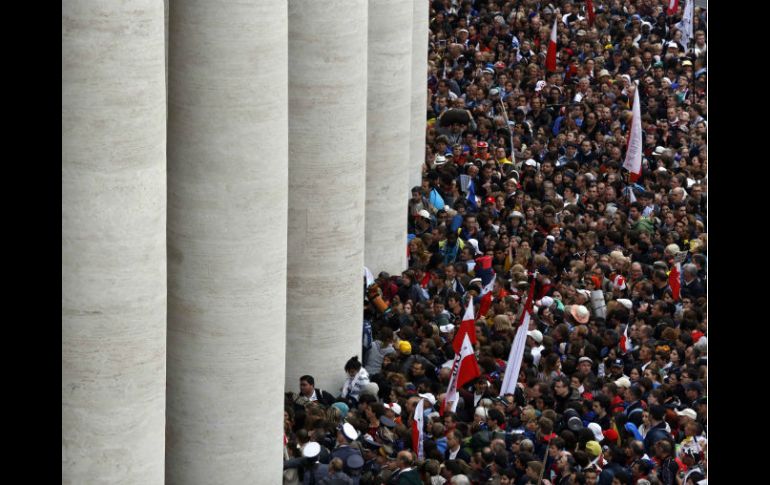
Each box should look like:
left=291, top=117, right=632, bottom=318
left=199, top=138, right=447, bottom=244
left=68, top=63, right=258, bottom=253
left=622, top=84, right=642, bottom=183
left=411, top=398, right=425, bottom=459
left=667, top=0, right=679, bottom=15
left=619, top=324, right=630, bottom=355
left=669, top=263, right=681, bottom=301
left=477, top=275, right=496, bottom=319
left=442, top=334, right=481, bottom=415
left=453, top=297, right=477, bottom=353
left=586, top=0, right=595, bottom=26
left=546, top=17, right=558, bottom=72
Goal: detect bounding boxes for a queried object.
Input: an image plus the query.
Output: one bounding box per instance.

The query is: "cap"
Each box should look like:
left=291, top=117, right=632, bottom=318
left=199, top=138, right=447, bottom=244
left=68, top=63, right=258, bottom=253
left=585, top=440, right=602, bottom=457
left=578, top=356, right=593, bottom=365
left=379, top=415, right=396, bottom=428
left=418, top=209, right=431, bottom=219
left=341, top=422, right=360, bottom=441
left=303, top=441, right=322, bottom=459
left=346, top=453, right=365, bottom=470
left=419, top=393, right=437, bottom=406
left=509, top=210, right=525, bottom=220
left=439, top=323, right=456, bottom=334
left=570, top=305, right=590, bottom=323
left=489, top=88, right=500, bottom=96
left=527, top=330, right=543, bottom=344
left=434, top=154, right=447, bottom=165
left=676, top=408, right=697, bottom=420
left=384, top=402, right=402, bottom=415
left=603, top=428, right=619, bottom=443
left=598, top=69, right=610, bottom=78
left=588, top=423, right=604, bottom=442
left=616, top=298, right=633, bottom=310
left=614, top=376, right=631, bottom=388
left=537, top=296, right=554, bottom=308
left=398, top=340, right=412, bottom=354
left=477, top=141, right=488, bottom=148
left=611, top=358, right=624, bottom=367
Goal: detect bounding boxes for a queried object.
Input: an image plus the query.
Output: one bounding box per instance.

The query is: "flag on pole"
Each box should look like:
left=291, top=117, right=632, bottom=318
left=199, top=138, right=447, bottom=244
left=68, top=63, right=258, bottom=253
left=499, top=310, right=532, bottom=396
left=586, top=0, right=595, bottom=27
left=669, top=262, right=682, bottom=301
left=675, top=0, right=694, bottom=49
left=412, top=398, right=425, bottom=459
left=546, top=16, right=558, bottom=72
left=478, top=272, right=497, bottom=319
left=622, top=83, right=642, bottom=183
left=667, top=0, right=679, bottom=15
left=442, top=333, right=481, bottom=415
left=453, top=297, right=478, bottom=353
left=466, top=179, right=478, bottom=211
left=619, top=324, right=630, bottom=354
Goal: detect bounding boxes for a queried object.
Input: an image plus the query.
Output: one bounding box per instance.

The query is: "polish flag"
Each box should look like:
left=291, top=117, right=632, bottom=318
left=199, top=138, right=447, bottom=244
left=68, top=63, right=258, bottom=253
left=619, top=324, right=630, bottom=355
left=667, top=0, right=679, bottom=15
left=669, top=262, right=681, bottom=301
left=499, top=309, right=531, bottom=396
left=453, top=297, right=478, bottom=353
left=412, top=397, right=425, bottom=459
left=442, top=333, right=481, bottom=415
left=622, top=83, right=643, bottom=183
left=586, top=0, right=595, bottom=27
left=477, top=273, right=497, bottom=319
left=546, top=16, right=558, bottom=72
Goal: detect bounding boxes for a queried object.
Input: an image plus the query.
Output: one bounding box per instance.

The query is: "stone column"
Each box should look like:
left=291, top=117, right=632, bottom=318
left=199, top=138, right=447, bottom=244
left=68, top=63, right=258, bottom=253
left=286, top=0, right=368, bottom=394
left=365, top=0, right=413, bottom=276
left=165, top=1, right=288, bottom=483
left=62, top=1, right=167, bottom=483
left=409, top=0, right=429, bottom=190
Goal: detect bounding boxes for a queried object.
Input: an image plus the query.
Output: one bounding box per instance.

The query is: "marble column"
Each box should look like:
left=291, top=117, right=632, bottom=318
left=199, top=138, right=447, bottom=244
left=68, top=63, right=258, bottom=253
left=286, top=0, right=368, bottom=394
left=165, top=1, right=288, bottom=483
left=62, top=1, right=167, bottom=483
left=409, top=0, right=429, bottom=190
left=365, top=0, right=413, bottom=276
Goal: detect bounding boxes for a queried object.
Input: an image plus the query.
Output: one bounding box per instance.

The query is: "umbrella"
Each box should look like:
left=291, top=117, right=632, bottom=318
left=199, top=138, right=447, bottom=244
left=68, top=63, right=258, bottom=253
left=438, top=108, right=471, bottom=127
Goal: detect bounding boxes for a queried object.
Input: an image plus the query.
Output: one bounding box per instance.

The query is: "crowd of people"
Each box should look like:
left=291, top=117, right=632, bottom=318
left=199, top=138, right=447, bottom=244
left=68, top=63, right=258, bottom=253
left=283, top=1, right=707, bottom=484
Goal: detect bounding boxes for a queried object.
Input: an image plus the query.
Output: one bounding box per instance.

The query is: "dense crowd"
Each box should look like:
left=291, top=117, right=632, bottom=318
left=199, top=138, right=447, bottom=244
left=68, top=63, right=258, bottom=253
left=284, top=1, right=707, bottom=484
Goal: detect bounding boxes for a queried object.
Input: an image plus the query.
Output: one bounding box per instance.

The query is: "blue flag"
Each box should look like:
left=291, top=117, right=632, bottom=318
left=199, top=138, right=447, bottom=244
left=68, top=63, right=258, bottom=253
left=466, top=180, right=478, bottom=211
left=430, top=188, right=445, bottom=210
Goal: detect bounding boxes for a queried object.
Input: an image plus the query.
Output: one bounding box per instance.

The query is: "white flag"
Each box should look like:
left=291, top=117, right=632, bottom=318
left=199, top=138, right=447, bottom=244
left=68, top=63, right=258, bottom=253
left=676, top=0, right=694, bottom=49
left=622, top=82, right=642, bottom=182
left=499, top=310, right=531, bottom=396
left=412, top=397, right=425, bottom=460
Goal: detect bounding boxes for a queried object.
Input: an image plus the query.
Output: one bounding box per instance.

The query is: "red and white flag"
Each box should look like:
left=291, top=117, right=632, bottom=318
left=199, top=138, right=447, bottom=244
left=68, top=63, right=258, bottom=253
left=412, top=397, right=425, bottom=459
left=453, top=297, right=478, bottom=353
left=622, top=83, right=643, bottom=183
left=619, top=324, right=630, bottom=354
left=441, top=333, right=481, bottom=415
left=477, top=274, right=497, bottom=320
left=499, top=310, right=531, bottom=396
left=586, top=0, right=595, bottom=27
left=667, top=0, right=679, bottom=15
left=669, top=262, right=681, bottom=301
left=546, top=16, right=558, bottom=72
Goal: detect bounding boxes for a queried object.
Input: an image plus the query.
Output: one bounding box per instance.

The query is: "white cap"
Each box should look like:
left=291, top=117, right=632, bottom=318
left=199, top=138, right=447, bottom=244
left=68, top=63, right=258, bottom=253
left=418, top=209, right=431, bottom=219
left=527, top=330, right=543, bottom=343
left=537, top=296, right=554, bottom=308
left=509, top=210, right=525, bottom=220
left=588, top=422, right=604, bottom=442
left=341, top=422, right=359, bottom=441
left=467, top=238, right=483, bottom=255
left=676, top=408, right=697, bottom=420
left=384, top=402, right=402, bottom=416
left=303, top=441, right=322, bottom=459
left=616, top=298, right=633, bottom=310
left=614, top=376, right=631, bottom=389
left=419, top=393, right=437, bottom=406
left=439, top=323, right=456, bottom=334
left=524, top=159, right=538, bottom=167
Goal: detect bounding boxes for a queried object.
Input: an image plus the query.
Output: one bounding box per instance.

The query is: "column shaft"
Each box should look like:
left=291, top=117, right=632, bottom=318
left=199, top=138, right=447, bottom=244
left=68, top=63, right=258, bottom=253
left=165, top=1, right=288, bottom=482
left=62, top=1, right=167, bottom=483
left=286, top=0, right=368, bottom=393
left=364, top=0, right=413, bottom=276
left=409, top=0, right=430, bottom=189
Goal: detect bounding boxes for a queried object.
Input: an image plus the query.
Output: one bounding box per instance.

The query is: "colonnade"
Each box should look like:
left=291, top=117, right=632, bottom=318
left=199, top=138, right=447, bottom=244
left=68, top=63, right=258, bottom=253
left=62, top=1, right=428, bottom=483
